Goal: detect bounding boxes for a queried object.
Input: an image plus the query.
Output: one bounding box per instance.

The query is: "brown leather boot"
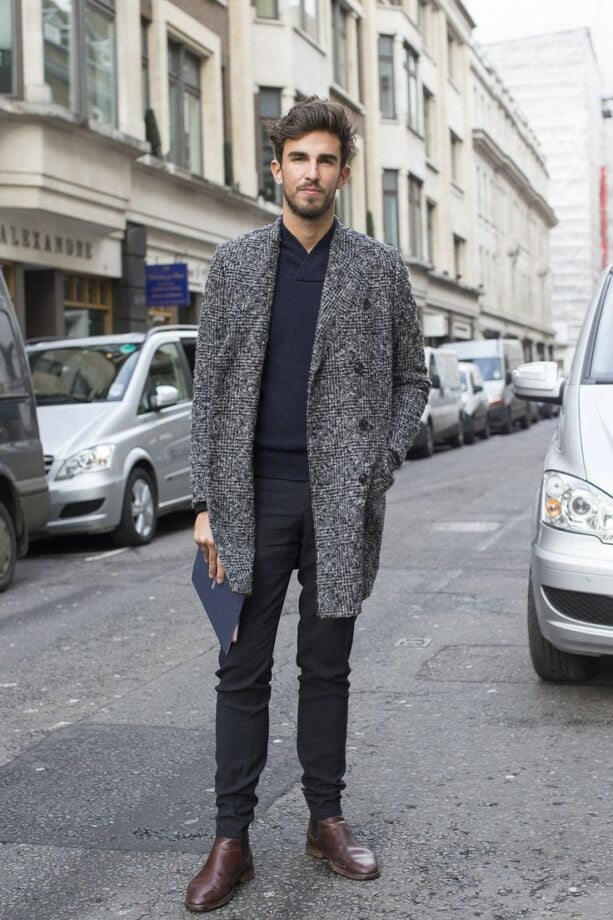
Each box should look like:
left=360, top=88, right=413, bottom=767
left=185, top=835, right=254, bottom=912
left=306, top=816, right=379, bottom=880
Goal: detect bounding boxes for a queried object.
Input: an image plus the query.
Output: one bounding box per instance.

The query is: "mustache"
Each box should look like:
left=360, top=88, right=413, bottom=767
left=297, top=183, right=323, bottom=191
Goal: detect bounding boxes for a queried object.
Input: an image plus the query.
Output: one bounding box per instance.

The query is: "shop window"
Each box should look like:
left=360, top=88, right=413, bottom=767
left=258, top=88, right=282, bottom=204
left=0, top=0, right=18, bottom=96
left=168, top=39, right=203, bottom=175
left=64, top=273, right=112, bottom=337
left=43, top=0, right=117, bottom=127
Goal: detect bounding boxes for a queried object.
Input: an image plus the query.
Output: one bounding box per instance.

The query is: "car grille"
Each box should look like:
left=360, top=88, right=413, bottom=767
left=44, top=454, right=54, bottom=476
left=543, top=586, right=613, bottom=628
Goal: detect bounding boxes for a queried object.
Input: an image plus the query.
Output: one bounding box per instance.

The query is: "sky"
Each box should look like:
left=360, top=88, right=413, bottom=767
left=465, top=0, right=613, bottom=93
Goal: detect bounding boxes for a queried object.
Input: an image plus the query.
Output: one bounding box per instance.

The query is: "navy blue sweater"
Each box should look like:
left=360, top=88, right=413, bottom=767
left=253, top=219, right=336, bottom=480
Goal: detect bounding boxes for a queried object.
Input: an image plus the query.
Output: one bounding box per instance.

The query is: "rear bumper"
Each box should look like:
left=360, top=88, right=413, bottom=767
left=531, top=525, right=613, bottom=657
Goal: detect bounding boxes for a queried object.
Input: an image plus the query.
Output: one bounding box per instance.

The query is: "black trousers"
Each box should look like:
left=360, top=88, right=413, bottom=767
left=214, top=476, right=356, bottom=838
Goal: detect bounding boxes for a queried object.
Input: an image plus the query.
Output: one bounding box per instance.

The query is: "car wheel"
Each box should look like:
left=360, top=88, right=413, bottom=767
left=527, top=577, right=599, bottom=683
left=520, top=410, right=530, bottom=430
left=113, top=467, right=158, bottom=547
left=413, top=421, right=434, bottom=458
left=0, top=501, right=17, bottom=592
left=464, top=415, right=476, bottom=445
left=499, top=407, right=513, bottom=435
left=448, top=418, right=464, bottom=449
left=480, top=415, right=491, bottom=440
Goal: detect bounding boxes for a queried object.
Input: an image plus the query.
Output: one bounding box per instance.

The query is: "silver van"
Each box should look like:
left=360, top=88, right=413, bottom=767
left=26, top=326, right=197, bottom=545
left=0, top=272, right=49, bottom=589
left=410, top=347, right=464, bottom=457
left=450, top=338, right=529, bottom=433
left=513, top=266, right=613, bottom=682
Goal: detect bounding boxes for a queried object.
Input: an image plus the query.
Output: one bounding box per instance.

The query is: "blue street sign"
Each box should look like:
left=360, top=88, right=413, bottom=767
left=145, top=263, right=190, bottom=307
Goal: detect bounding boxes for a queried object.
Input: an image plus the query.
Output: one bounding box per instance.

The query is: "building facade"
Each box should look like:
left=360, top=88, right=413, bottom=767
left=484, top=29, right=606, bottom=369
left=0, top=0, right=555, bottom=356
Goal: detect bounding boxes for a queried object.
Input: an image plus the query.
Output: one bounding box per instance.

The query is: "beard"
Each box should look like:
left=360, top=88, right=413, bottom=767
left=282, top=182, right=338, bottom=220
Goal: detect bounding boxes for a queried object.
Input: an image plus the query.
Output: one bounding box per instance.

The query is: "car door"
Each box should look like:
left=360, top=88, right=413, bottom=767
left=137, top=341, right=192, bottom=507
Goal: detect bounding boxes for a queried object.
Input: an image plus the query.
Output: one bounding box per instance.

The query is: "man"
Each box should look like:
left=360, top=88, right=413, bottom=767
left=186, top=96, right=430, bottom=912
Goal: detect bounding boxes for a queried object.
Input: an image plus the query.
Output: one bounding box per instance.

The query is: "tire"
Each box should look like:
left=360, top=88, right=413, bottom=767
left=520, top=410, right=530, bottom=430
left=113, top=467, right=158, bottom=547
left=480, top=415, right=491, bottom=440
left=527, top=577, right=599, bottom=683
left=499, top=407, right=513, bottom=435
left=416, top=422, right=434, bottom=458
left=448, top=417, right=464, bottom=449
left=0, top=501, right=17, bottom=592
left=464, top=415, right=476, bottom=445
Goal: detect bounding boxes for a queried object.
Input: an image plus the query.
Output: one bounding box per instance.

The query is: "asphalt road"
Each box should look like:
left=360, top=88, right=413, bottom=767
left=1, top=419, right=612, bottom=920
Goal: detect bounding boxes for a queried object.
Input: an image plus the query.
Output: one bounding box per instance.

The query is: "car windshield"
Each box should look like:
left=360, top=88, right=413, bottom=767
left=28, top=343, right=142, bottom=404
left=464, top=356, right=503, bottom=381
left=590, top=281, right=613, bottom=381
left=459, top=370, right=468, bottom=392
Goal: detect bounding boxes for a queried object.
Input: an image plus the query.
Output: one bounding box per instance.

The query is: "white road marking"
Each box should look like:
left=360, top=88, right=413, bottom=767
left=432, top=522, right=500, bottom=533
left=84, top=547, right=130, bottom=562
left=478, top=510, right=531, bottom=552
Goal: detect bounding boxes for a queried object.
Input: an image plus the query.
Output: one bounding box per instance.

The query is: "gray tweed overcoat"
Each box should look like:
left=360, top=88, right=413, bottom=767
left=190, top=217, right=430, bottom=618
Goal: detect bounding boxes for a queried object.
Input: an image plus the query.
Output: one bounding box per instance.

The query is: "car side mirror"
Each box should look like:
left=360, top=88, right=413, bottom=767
left=150, top=384, right=179, bottom=410
left=474, top=383, right=483, bottom=393
left=512, top=362, right=563, bottom=405
left=430, top=373, right=441, bottom=390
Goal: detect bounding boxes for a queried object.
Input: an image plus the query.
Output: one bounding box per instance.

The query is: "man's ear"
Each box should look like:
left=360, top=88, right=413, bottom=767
left=337, top=165, right=351, bottom=191
left=271, top=159, right=283, bottom=185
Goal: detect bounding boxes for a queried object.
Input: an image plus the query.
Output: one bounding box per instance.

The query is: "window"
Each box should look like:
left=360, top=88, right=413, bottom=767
left=453, top=233, right=465, bottom=279
left=378, top=35, right=395, bottom=118
left=139, top=343, right=189, bottom=414
left=331, top=0, right=348, bottom=89
left=0, top=0, right=17, bottom=95
left=450, top=131, right=462, bottom=186
left=141, top=19, right=149, bottom=115
left=291, top=0, right=319, bottom=42
left=423, top=86, right=435, bottom=159
left=336, top=185, right=352, bottom=227
left=382, top=170, right=399, bottom=247
left=258, top=88, right=282, bottom=204
left=256, top=0, right=279, bottom=17
left=168, top=39, right=203, bottom=175
left=426, top=200, right=436, bottom=266
left=447, top=28, right=458, bottom=82
left=63, top=273, right=112, bottom=336
left=408, top=175, right=423, bottom=259
left=404, top=45, right=419, bottom=131
left=418, top=1, right=429, bottom=49
left=43, top=0, right=117, bottom=126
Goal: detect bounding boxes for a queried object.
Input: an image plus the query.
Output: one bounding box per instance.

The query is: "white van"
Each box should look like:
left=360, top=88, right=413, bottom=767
left=449, top=339, right=529, bottom=434
left=410, top=347, right=464, bottom=457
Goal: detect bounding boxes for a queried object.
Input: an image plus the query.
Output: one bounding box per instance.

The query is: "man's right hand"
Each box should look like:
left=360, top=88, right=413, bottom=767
left=193, top=511, right=225, bottom=584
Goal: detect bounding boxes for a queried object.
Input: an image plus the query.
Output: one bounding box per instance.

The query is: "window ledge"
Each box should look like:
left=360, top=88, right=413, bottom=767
left=407, top=123, right=423, bottom=140
left=329, top=82, right=364, bottom=114
left=451, top=181, right=464, bottom=196
left=292, top=26, right=326, bottom=55
left=380, top=115, right=400, bottom=124
left=254, top=17, right=284, bottom=26
left=426, top=157, right=439, bottom=173
left=447, top=77, right=461, bottom=94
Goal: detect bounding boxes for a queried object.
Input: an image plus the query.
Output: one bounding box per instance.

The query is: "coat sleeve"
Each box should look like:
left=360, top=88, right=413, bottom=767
left=384, top=251, right=431, bottom=469
left=190, top=247, right=226, bottom=511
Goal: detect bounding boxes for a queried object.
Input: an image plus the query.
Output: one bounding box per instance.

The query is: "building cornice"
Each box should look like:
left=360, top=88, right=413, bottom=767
left=472, top=128, right=557, bottom=228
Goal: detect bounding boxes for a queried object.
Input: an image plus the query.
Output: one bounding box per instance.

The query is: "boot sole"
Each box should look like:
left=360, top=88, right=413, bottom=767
left=184, top=865, right=254, bottom=912
left=306, top=843, right=380, bottom=881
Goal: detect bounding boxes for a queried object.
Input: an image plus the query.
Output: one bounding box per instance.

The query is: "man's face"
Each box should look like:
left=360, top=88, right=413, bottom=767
left=271, top=131, right=350, bottom=221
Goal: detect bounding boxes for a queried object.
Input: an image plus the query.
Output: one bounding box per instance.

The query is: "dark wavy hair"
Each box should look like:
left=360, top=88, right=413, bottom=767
left=266, top=95, right=357, bottom=168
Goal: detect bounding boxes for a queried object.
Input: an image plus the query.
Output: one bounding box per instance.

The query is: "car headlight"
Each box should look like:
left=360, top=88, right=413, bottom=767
left=56, top=445, right=115, bottom=480
left=542, top=471, right=613, bottom=544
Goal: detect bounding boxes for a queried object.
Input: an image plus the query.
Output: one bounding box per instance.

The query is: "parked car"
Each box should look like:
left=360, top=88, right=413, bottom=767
left=0, top=271, right=49, bottom=590
left=410, top=347, right=464, bottom=457
left=513, top=265, right=613, bottom=682
left=458, top=362, right=490, bottom=443
left=26, top=325, right=198, bottom=546
left=449, top=339, right=530, bottom=434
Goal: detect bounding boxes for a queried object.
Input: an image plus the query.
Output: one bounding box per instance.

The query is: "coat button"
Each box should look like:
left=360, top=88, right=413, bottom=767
left=354, top=361, right=364, bottom=374
left=359, top=472, right=368, bottom=485
left=359, top=418, right=369, bottom=431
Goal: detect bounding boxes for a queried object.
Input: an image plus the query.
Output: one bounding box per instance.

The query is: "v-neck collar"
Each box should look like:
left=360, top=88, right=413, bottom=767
left=281, top=218, right=337, bottom=257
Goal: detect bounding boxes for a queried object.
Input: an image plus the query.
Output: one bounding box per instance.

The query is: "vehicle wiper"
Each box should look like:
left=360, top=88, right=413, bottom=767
left=35, top=393, right=92, bottom=404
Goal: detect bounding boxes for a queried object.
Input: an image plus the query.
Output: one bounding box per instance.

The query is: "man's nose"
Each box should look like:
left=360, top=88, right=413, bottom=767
left=305, top=159, right=321, bottom=181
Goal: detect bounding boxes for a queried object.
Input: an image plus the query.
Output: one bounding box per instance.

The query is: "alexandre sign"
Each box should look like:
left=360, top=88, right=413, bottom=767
left=0, top=223, right=93, bottom=260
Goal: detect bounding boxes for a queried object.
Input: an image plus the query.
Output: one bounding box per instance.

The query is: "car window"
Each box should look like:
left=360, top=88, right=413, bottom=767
left=139, top=342, right=189, bottom=414
left=459, top=370, right=468, bottom=392
left=0, top=311, right=26, bottom=396
left=590, top=282, right=613, bottom=380
left=28, top=343, right=142, bottom=403
left=468, top=356, right=503, bottom=381
left=180, top=339, right=196, bottom=378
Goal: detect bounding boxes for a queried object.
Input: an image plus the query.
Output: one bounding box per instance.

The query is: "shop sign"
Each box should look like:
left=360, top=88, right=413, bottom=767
left=0, top=218, right=120, bottom=276
left=145, top=263, right=190, bottom=307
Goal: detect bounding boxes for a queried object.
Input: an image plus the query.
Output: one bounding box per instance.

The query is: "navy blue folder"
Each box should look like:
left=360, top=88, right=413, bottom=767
left=191, top=550, right=246, bottom=655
